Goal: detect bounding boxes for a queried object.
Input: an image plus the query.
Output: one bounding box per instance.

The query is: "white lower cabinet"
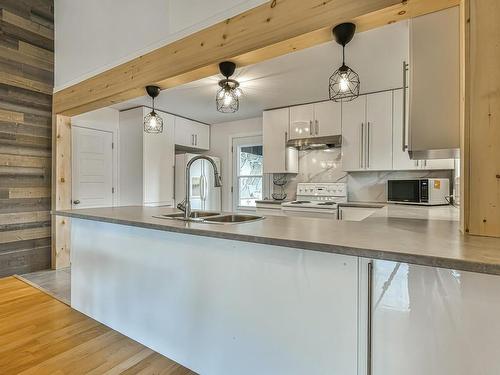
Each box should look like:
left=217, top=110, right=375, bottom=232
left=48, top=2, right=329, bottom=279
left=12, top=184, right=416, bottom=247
left=365, top=259, right=500, bottom=375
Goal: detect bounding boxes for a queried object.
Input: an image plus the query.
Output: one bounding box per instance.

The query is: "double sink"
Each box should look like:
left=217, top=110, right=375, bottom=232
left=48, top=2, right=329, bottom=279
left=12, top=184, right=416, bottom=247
left=154, top=211, right=264, bottom=224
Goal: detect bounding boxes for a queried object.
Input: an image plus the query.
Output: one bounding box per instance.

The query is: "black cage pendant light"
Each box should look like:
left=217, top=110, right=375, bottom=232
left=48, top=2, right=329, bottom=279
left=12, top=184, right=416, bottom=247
left=216, top=61, right=242, bottom=113
left=144, top=85, right=163, bottom=133
left=329, top=23, right=360, bottom=102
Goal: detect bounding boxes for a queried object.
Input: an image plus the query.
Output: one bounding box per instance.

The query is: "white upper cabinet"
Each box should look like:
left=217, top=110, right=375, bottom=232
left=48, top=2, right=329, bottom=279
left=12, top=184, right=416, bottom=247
left=408, top=6, right=460, bottom=158
left=342, top=97, right=366, bottom=171
left=342, top=91, right=392, bottom=171
left=263, top=108, right=298, bottom=174
left=174, top=117, right=210, bottom=150
left=289, top=104, right=314, bottom=139
left=394, top=89, right=455, bottom=170
left=289, top=102, right=341, bottom=140
left=314, top=101, right=342, bottom=137
left=365, top=91, right=393, bottom=170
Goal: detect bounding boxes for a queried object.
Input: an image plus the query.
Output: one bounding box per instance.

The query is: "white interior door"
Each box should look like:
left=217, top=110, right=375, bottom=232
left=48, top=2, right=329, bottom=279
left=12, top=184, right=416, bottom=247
left=72, top=126, right=113, bottom=209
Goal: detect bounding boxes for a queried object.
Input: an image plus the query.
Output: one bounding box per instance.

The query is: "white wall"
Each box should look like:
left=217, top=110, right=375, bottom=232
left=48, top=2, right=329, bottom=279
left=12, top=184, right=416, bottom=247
left=72, top=108, right=120, bottom=205
left=207, top=117, right=263, bottom=211
left=54, top=0, right=267, bottom=91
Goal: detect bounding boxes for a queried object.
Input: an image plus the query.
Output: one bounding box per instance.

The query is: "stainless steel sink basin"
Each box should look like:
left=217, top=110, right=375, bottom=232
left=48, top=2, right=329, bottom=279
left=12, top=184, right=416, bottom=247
left=155, top=211, right=220, bottom=220
left=202, top=214, right=264, bottom=224
left=154, top=212, right=264, bottom=224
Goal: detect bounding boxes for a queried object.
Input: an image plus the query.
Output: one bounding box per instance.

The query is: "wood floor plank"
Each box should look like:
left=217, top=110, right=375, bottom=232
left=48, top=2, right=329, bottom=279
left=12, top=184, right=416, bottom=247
left=0, top=277, right=197, bottom=375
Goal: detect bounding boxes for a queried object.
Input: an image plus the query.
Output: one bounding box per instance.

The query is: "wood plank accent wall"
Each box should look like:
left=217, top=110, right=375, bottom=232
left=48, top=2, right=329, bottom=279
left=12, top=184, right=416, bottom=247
left=0, top=0, right=54, bottom=276
left=461, top=0, right=500, bottom=237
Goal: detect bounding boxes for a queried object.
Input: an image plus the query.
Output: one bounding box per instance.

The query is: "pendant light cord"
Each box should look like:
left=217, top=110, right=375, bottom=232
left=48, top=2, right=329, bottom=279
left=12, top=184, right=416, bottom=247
left=342, top=45, right=345, bottom=66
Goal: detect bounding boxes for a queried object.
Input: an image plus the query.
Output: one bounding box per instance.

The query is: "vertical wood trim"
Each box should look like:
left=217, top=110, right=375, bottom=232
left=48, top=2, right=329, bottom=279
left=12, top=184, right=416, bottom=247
left=462, top=0, right=500, bottom=236
left=460, top=0, right=469, bottom=232
left=51, top=114, right=71, bottom=268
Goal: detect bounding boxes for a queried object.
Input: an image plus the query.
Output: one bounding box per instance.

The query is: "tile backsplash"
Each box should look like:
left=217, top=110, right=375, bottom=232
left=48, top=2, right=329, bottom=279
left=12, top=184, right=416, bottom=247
left=272, top=148, right=454, bottom=202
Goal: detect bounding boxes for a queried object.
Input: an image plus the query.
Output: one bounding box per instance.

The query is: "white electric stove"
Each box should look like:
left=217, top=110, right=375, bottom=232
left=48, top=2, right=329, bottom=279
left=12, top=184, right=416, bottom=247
left=281, top=182, right=347, bottom=219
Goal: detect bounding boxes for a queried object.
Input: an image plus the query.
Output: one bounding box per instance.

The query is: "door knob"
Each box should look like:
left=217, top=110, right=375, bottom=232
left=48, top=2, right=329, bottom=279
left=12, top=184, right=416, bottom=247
left=73, top=200, right=80, bottom=205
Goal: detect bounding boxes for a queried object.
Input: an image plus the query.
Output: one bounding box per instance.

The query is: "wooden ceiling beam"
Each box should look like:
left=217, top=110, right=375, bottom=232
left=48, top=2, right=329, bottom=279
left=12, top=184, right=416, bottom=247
left=53, top=0, right=459, bottom=116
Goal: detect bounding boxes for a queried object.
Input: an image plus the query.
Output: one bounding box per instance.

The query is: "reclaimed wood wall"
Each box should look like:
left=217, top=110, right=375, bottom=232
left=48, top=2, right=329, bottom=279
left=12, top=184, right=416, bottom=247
left=0, top=1, right=53, bottom=277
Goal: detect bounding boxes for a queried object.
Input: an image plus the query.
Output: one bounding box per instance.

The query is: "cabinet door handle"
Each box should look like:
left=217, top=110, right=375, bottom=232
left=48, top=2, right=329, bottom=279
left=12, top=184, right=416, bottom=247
left=172, top=165, right=176, bottom=201
left=367, top=122, right=371, bottom=169
left=309, top=120, right=313, bottom=136
left=315, top=119, right=319, bottom=135
left=367, top=261, right=373, bottom=375
left=284, top=132, right=288, bottom=171
left=402, top=61, right=409, bottom=152
left=191, top=134, right=194, bottom=146
left=360, top=123, right=364, bottom=169
left=195, top=134, right=198, bottom=146
left=73, top=200, right=80, bottom=205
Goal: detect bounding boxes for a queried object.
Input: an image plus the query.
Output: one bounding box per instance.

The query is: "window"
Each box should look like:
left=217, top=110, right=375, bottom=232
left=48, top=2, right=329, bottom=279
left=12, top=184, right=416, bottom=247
left=232, top=136, right=263, bottom=209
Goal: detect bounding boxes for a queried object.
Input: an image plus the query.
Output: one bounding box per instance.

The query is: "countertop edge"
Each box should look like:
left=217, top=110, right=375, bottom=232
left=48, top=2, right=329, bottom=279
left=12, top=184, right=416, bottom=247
left=53, top=210, right=500, bottom=277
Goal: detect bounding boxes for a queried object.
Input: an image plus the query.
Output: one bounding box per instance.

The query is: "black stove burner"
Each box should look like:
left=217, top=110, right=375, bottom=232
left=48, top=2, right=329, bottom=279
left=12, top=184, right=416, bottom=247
left=291, top=200, right=311, bottom=204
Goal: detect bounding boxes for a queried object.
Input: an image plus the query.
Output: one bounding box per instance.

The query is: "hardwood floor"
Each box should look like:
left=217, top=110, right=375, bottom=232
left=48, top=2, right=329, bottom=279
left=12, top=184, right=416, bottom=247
left=0, top=277, right=197, bottom=375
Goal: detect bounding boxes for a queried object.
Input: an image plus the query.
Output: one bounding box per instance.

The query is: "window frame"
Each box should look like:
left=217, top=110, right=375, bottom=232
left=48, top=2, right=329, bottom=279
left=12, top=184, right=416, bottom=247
left=231, top=135, right=267, bottom=211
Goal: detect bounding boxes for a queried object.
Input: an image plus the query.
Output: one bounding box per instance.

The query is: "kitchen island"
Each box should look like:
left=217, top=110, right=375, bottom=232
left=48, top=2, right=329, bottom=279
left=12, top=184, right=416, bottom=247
left=55, top=206, right=500, bottom=375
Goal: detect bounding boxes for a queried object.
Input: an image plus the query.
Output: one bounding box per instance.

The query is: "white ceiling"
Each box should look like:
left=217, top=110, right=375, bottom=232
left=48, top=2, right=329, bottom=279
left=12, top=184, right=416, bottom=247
left=111, top=21, right=409, bottom=125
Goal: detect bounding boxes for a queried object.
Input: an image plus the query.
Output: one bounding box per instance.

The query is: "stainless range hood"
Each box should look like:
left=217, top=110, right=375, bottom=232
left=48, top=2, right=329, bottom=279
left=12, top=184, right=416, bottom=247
left=286, top=135, right=342, bottom=151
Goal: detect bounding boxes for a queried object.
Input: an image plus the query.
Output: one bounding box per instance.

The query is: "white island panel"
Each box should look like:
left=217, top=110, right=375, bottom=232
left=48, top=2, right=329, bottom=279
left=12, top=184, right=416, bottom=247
left=371, top=259, right=500, bottom=375
left=71, top=218, right=359, bottom=375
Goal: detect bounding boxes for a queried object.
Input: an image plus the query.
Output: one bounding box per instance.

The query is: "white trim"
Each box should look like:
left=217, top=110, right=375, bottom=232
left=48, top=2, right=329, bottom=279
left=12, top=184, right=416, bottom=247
left=231, top=134, right=267, bottom=211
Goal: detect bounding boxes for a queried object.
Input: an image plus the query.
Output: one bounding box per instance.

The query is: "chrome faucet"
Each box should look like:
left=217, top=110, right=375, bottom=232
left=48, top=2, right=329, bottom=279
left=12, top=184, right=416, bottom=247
left=177, top=155, right=222, bottom=220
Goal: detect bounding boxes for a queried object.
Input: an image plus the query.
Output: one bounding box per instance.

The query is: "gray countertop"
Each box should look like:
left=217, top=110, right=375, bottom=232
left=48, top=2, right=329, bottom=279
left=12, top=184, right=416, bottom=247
left=54, top=206, right=500, bottom=276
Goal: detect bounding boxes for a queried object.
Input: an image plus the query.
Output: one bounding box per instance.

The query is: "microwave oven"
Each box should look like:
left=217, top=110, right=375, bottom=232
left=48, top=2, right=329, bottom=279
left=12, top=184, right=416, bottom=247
left=387, top=178, right=450, bottom=205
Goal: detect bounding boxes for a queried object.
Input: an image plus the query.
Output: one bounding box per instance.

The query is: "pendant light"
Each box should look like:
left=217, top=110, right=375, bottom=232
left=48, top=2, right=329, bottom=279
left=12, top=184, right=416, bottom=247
left=329, top=23, right=360, bottom=102
left=144, top=85, right=163, bottom=133
left=216, top=61, right=242, bottom=113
